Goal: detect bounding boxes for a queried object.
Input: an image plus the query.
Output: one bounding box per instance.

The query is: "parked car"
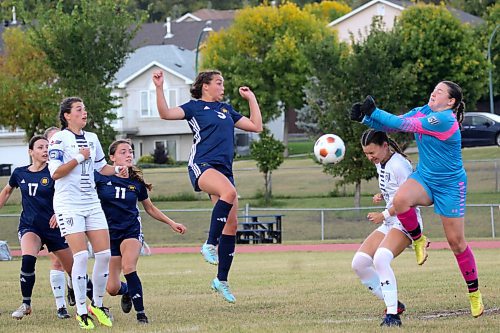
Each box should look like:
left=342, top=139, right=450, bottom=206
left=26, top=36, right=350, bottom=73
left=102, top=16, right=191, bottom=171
left=461, top=112, right=500, bottom=147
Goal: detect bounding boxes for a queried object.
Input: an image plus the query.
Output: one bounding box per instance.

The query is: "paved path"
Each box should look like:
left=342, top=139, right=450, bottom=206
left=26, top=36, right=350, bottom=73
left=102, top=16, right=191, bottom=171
left=9, top=240, right=500, bottom=257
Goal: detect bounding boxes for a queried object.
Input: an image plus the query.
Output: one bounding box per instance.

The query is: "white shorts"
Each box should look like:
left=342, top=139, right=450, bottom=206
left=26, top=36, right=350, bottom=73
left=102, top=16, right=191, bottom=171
left=376, top=210, right=423, bottom=242
left=56, top=207, right=108, bottom=237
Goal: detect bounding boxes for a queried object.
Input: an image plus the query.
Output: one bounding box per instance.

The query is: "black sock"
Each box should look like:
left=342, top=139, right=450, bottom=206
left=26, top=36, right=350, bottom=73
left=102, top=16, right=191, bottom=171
left=217, top=234, right=236, bottom=281
left=207, top=200, right=233, bottom=245
left=125, top=271, right=144, bottom=312
left=20, top=255, right=37, bottom=306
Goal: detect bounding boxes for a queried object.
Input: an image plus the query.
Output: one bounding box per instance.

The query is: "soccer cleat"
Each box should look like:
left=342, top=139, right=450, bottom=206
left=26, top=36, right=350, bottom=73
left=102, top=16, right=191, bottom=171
left=88, top=304, right=113, bottom=327
left=11, top=303, right=31, bottom=320
left=469, top=290, right=484, bottom=318
left=67, top=286, right=76, bottom=306
left=201, top=242, right=218, bottom=265
left=380, top=313, right=402, bottom=327
left=137, top=312, right=149, bottom=324
left=384, top=301, right=406, bottom=315
left=413, top=235, right=430, bottom=265
left=121, top=293, right=133, bottom=313
left=76, top=313, right=95, bottom=330
left=211, top=278, right=236, bottom=303
left=57, top=307, right=71, bottom=319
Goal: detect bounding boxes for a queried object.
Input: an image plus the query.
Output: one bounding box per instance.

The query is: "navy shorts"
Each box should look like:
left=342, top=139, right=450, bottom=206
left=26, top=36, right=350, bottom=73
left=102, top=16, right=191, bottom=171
left=18, top=226, right=69, bottom=253
left=109, top=228, right=144, bottom=257
left=188, top=162, right=235, bottom=192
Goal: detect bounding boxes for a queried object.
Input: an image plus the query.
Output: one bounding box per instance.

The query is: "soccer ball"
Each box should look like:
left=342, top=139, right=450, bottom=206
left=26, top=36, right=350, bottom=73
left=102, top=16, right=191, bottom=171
left=313, top=134, right=345, bottom=165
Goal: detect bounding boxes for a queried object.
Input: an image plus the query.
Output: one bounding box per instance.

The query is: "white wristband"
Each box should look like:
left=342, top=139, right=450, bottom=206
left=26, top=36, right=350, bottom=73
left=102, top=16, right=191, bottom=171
left=382, top=209, right=391, bottom=220
left=115, top=166, right=121, bottom=174
left=74, top=153, right=85, bottom=164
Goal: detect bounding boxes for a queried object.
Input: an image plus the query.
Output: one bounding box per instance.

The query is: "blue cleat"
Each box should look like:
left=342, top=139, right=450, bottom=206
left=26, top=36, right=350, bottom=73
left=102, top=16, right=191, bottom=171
left=201, top=242, right=218, bottom=265
left=211, top=278, right=236, bottom=303
left=380, top=313, right=402, bottom=327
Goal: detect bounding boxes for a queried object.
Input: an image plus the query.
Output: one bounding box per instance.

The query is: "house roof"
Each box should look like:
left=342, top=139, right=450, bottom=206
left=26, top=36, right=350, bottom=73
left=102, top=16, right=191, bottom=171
left=113, top=45, right=195, bottom=88
left=130, top=19, right=233, bottom=51
left=328, top=0, right=483, bottom=27
left=176, top=9, right=237, bottom=22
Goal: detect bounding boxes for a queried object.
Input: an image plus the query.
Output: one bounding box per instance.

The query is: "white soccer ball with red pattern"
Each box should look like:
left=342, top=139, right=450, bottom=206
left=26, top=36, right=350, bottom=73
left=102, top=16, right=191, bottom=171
left=313, top=134, right=345, bottom=165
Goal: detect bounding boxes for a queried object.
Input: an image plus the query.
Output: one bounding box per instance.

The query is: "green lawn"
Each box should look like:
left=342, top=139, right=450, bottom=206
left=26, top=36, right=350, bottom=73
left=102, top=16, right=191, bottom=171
left=0, top=249, right=498, bottom=332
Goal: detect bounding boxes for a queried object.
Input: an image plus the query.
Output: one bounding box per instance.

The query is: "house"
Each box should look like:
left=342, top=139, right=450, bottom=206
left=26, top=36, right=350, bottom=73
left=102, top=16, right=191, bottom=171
left=328, top=0, right=484, bottom=44
left=111, top=45, right=196, bottom=162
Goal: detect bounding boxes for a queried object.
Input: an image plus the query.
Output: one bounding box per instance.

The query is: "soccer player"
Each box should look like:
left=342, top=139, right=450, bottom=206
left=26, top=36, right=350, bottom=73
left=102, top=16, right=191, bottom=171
left=44, top=126, right=94, bottom=312
left=351, top=81, right=484, bottom=318
left=48, top=97, right=128, bottom=329
left=153, top=69, right=262, bottom=303
left=352, top=129, right=423, bottom=327
left=95, top=139, right=186, bottom=324
left=0, top=135, right=74, bottom=320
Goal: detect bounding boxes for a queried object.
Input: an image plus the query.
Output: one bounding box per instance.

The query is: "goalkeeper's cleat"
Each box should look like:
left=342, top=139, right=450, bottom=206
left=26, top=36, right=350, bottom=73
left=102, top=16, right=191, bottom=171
left=201, top=242, right=218, bottom=265
left=11, top=303, right=31, bottom=320
left=211, top=278, right=236, bottom=303
left=88, top=304, right=113, bottom=327
left=380, top=313, right=402, bottom=327
left=67, top=286, right=76, bottom=306
left=76, top=313, right=95, bottom=330
left=413, top=235, right=430, bottom=265
left=469, top=290, right=484, bottom=318
left=57, top=307, right=71, bottom=319
left=384, top=301, right=406, bottom=315
left=137, top=312, right=149, bottom=324
left=121, top=293, right=132, bottom=313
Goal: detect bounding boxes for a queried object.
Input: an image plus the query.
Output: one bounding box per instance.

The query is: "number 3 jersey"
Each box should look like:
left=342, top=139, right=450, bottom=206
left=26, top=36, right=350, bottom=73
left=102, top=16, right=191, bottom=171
left=48, top=129, right=107, bottom=211
left=9, top=165, right=55, bottom=231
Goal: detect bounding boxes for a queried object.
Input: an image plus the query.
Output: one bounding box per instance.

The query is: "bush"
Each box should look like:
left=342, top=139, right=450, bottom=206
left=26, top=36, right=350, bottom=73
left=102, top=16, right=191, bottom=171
left=138, top=154, right=154, bottom=164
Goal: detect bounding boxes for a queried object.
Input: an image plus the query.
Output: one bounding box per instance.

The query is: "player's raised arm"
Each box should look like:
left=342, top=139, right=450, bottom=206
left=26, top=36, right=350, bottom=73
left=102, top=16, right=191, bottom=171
left=152, top=70, right=185, bottom=120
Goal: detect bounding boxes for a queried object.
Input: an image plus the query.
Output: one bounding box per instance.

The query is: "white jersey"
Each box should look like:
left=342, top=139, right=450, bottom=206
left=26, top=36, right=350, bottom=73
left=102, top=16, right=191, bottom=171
left=376, top=153, right=422, bottom=226
left=48, top=129, right=107, bottom=211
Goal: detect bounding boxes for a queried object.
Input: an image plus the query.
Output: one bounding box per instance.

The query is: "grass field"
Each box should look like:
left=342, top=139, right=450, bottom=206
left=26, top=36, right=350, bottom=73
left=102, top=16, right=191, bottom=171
left=0, top=249, right=499, bottom=332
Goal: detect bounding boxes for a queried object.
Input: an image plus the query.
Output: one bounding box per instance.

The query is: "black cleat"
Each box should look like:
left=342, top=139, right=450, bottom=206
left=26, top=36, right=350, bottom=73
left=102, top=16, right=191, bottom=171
left=380, top=313, right=402, bottom=327
left=67, top=287, right=76, bottom=306
left=57, top=307, right=71, bottom=319
left=137, top=312, right=148, bottom=324
left=121, top=293, right=132, bottom=314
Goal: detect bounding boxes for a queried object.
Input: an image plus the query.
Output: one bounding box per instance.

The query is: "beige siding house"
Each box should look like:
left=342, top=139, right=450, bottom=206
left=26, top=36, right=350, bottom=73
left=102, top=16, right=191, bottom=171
left=112, top=45, right=196, bottom=162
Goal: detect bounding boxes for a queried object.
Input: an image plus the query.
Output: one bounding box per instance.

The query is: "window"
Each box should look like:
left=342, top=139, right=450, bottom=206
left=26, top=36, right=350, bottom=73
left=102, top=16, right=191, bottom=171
left=168, top=89, right=178, bottom=107
left=376, top=4, right=385, bottom=16
left=140, top=91, right=151, bottom=117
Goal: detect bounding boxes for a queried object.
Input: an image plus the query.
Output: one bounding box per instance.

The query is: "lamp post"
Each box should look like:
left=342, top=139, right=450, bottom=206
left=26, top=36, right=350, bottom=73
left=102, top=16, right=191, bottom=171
left=195, top=20, right=213, bottom=74
left=488, top=24, right=499, bottom=114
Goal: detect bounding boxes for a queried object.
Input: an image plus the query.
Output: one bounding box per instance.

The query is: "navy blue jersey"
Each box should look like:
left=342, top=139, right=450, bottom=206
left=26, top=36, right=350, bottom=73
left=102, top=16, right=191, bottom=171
left=9, top=165, right=55, bottom=231
left=181, top=100, right=243, bottom=168
left=94, top=172, right=148, bottom=232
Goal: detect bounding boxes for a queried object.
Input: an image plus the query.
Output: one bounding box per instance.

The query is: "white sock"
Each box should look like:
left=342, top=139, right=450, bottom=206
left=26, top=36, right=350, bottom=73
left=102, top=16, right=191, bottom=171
left=72, top=250, right=89, bottom=315
left=352, top=251, right=383, bottom=300
left=50, top=269, right=66, bottom=309
left=373, top=247, right=398, bottom=314
left=92, top=249, right=111, bottom=307
left=67, top=273, right=73, bottom=289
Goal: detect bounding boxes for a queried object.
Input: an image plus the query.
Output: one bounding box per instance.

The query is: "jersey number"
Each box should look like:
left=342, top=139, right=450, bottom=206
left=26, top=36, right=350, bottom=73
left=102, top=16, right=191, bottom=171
left=114, top=186, right=126, bottom=199
left=28, top=183, right=38, bottom=196
left=80, top=159, right=92, bottom=176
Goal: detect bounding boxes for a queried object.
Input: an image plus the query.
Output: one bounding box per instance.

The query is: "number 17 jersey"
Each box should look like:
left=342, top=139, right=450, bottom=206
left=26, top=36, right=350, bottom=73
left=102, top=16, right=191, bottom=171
left=48, top=129, right=107, bottom=211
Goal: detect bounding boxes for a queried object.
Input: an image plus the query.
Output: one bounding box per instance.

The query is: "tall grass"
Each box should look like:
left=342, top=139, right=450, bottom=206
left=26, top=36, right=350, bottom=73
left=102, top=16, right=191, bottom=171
left=0, top=249, right=498, bottom=332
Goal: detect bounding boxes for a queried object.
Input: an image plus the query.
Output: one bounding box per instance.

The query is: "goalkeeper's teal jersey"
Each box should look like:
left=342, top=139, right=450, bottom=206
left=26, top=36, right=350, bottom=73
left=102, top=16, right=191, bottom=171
left=362, top=104, right=464, bottom=180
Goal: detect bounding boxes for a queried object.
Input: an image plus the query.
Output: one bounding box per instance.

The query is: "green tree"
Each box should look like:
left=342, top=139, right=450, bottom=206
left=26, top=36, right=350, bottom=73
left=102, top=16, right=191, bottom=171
left=298, top=19, right=416, bottom=207
left=202, top=3, right=341, bottom=156
left=0, top=27, right=61, bottom=140
left=395, top=4, right=487, bottom=109
left=27, top=0, right=146, bottom=152
left=250, top=128, right=285, bottom=205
